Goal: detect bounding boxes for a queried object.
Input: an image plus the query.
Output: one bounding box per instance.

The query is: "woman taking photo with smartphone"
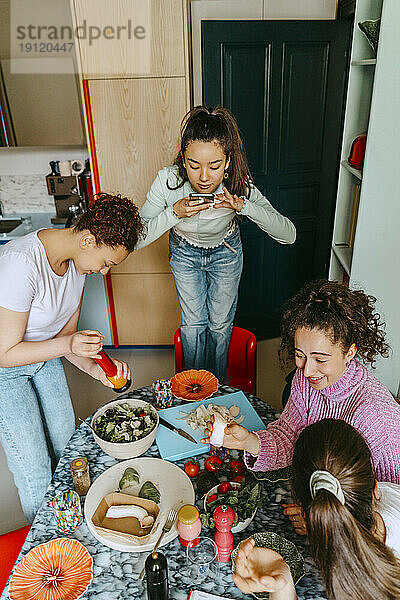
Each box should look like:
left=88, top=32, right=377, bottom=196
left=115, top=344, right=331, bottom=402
left=138, top=105, right=296, bottom=382
left=0, top=194, right=143, bottom=522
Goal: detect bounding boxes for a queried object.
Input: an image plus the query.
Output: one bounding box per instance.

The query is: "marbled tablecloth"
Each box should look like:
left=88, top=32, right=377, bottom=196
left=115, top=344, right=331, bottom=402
left=2, top=385, right=327, bottom=599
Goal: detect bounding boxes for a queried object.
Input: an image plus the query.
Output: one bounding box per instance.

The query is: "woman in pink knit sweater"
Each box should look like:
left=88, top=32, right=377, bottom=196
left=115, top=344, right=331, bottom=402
left=204, top=280, right=400, bottom=488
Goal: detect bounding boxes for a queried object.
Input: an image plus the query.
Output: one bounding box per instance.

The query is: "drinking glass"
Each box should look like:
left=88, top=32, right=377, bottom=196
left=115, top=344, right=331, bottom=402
left=185, top=536, right=219, bottom=583
left=52, top=489, right=83, bottom=534
left=152, top=379, right=173, bottom=409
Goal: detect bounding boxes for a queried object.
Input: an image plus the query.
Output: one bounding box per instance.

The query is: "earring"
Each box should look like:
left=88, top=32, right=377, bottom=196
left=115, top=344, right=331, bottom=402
left=345, top=359, right=351, bottom=369
left=224, top=171, right=229, bottom=179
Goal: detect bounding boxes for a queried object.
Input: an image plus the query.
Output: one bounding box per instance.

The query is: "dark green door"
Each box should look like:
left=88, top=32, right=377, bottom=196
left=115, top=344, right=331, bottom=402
left=202, top=20, right=351, bottom=339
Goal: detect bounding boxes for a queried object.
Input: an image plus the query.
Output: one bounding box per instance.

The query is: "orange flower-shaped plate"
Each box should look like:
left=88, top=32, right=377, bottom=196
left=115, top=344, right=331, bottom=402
left=9, top=537, right=93, bottom=600
left=170, top=369, right=218, bottom=401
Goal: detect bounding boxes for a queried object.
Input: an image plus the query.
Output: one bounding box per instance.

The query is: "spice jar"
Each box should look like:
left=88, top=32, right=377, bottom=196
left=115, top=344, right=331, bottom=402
left=70, top=457, right=91, bottom=496
left=177, top=504, right=201, bottom=547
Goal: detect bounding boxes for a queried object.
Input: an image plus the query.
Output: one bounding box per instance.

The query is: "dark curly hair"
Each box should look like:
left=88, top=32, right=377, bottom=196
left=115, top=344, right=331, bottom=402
left=168, top=105, right=253, bottom=197
left=279, top=280, right=390, bottom=367
left=73, top=193, right=144, bottom=252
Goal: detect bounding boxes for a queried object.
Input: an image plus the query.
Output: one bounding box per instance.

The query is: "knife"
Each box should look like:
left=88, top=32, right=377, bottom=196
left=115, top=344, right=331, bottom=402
left=158, top=416, right=197, bottom=444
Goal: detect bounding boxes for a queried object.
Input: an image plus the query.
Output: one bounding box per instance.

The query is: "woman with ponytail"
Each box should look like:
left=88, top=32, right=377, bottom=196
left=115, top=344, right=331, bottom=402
left=203, top=279, right=400, bottom=487
left=233, top=419, right=400, bottom=600
left=138, top=105, right=296, bottom=381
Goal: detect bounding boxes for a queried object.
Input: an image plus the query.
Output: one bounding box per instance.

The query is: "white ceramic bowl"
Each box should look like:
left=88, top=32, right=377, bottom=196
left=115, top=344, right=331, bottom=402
left=91, top=398, right=159, bottom=459
left=203, top=481, right=257, bottom=533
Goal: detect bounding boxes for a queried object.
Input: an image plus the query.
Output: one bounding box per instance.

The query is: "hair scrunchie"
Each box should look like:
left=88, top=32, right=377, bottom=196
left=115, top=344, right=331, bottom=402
left=309, top=470, right=345, bottom=505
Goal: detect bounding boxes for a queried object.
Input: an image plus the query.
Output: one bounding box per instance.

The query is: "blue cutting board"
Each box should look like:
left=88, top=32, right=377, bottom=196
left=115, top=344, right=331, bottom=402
left=155, top=391, right=266, bottom=462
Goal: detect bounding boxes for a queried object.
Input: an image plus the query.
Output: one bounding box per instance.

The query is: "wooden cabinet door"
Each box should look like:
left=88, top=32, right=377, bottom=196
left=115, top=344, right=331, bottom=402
left=72, top=0, right=187, bottom=78
left=111, top=273, right=180, bottom=345
left=88, top=76, right=187, bottom=274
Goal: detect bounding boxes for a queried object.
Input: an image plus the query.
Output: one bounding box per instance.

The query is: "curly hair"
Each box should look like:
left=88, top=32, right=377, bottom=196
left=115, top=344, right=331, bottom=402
left=73, top=193, right=144, bottom=252
left=279, top=280, right=390, bottom=367
left=168, top=105, right=253, bottom=197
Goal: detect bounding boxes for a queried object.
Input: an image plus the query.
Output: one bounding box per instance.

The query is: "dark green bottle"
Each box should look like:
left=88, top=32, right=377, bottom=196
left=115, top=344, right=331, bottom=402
left=145, top=551, right=169, bottom=600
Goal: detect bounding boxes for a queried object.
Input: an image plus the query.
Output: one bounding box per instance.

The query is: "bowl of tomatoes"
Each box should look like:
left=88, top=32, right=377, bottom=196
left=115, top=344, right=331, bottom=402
left=203, top=480, right=260, bottom=533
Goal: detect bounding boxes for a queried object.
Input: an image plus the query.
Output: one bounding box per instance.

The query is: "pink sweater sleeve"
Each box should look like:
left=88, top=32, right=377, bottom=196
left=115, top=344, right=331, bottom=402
left=244, top=370, right=309, bottom=471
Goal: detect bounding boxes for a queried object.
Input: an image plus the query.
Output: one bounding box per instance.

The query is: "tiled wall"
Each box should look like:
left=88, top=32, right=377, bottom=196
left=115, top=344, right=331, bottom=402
left=0, top=174, right=54, bottom=213
left=0, top=146, right=87, bottom=214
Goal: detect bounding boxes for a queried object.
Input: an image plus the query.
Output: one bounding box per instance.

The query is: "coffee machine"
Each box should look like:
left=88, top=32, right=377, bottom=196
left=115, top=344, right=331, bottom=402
left=46, top=159, right=93, bottom=225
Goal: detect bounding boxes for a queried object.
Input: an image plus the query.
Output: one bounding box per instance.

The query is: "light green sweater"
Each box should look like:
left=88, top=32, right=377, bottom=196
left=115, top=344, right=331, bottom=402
left=137, top=166, right=296, bottom=249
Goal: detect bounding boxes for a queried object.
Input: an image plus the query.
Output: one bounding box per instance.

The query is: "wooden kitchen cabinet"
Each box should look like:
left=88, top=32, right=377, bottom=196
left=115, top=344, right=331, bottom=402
left=88, top=76, right=187, bottom=208
left=111, top=273, right=180, bottom=345
left=72, top=0, right=187, bottom=79
left=71, top=0, right=190, bottom=345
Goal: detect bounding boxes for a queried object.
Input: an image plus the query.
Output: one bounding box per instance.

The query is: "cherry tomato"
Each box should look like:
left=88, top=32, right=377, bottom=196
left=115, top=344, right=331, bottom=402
left=207, top=493, right=218, bottom=504
left=233, top=474, right=247, bottom=484
left=204, top=455, right=223, bottom=472
left=217, top=481, right=232, bottom=494
left=229, top=459, right=246, bottom=475
left=184, top=460, right=200, bottom=478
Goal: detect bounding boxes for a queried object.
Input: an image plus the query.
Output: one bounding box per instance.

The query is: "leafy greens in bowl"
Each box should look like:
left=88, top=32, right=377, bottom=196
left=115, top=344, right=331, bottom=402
left=201, top=479, right=262, bottom=533
left=94, top=402, right=157, bottom=443
left=91, top=399, right=159, bottom=459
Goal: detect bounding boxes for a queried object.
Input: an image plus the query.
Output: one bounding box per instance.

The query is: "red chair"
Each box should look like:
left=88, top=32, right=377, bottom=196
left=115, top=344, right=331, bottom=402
left=174, top=326, right=257, bottom=394
left=0, top=525, right=30, bottom=593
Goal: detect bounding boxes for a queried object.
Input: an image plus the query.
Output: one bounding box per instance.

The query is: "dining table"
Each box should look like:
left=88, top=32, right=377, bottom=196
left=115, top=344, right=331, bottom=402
left=1, top=385, right=328, bottom=600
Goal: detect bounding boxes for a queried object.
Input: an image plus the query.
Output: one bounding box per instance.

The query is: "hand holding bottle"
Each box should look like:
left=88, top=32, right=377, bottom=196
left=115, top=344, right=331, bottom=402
left=90, top=357, right=131, bottom=389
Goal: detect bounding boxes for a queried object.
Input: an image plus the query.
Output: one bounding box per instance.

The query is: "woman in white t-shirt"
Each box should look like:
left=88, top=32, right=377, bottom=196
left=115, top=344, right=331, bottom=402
left=0, top=194, right=143, bottom=522
left=233, top=419, right=400, bottom=600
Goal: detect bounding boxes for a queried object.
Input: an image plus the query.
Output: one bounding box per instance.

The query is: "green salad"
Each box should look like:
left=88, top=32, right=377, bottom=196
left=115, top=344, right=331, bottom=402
left=94, top=402, right=157, bottom=443
left=200, top=480, right=262, bottom=529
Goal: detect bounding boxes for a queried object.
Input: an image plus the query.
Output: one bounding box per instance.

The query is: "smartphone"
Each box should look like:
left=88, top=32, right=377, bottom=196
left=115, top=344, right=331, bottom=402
left=189, top=193, right=215, bottom=204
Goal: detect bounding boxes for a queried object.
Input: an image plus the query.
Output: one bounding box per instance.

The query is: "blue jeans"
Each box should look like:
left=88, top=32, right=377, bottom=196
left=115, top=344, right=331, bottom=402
left=169, top=226, right=243, bottom=383
left=0, top=358, right=75, bottom=523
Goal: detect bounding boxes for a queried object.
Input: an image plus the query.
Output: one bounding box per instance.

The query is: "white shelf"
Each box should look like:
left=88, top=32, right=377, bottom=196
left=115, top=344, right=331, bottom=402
left=341, top=159, right=363, bottom=180
left=332, top=244, right=353, bottom=276
left=351, top=59, right=377, bottom=66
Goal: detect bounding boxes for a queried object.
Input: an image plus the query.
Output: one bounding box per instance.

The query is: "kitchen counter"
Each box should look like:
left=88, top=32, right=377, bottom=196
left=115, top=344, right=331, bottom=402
left=0, top=212, right=59, bottom=243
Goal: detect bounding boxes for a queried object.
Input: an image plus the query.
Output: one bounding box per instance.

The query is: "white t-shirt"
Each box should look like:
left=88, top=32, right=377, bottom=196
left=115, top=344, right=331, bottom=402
left=377, top=481, right=400, bottom=559
left=0, top=230, right=85, bottom=341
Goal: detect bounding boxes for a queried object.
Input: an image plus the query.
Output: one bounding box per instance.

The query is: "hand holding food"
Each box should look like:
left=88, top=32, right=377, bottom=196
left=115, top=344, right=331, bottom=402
left=172, top=196, right=211, bottom=218
left=214, top=186, right=245, bottom=212
left=233, top=538, right=296, bottom=598
left=69, top=329, right=104, bottom=357
left=202, top=416, right=260, bottom=456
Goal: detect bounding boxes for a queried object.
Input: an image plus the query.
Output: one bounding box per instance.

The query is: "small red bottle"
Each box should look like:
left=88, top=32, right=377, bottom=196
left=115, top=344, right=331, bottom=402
left=94, top=349, right=131, bottom=393
left=213, top=504, right=235, bottom=562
